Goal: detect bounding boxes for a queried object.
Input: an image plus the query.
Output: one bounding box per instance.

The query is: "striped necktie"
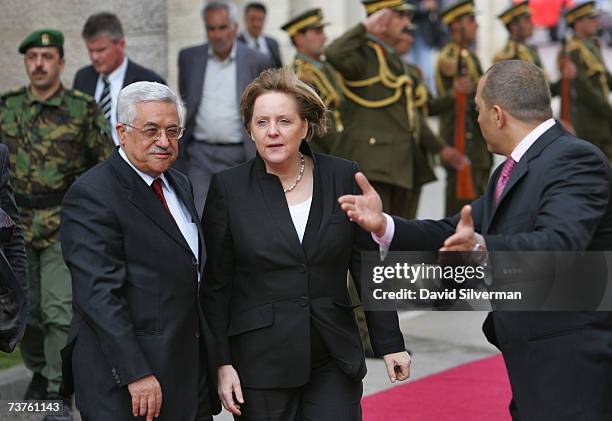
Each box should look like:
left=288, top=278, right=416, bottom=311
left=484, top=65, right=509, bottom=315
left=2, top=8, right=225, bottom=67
left=495, top=157, right=517, bottom=205
left=98, top=76, right=112, bottom=122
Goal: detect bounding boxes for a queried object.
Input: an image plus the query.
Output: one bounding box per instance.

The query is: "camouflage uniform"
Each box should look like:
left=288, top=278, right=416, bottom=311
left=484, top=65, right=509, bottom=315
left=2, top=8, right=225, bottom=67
left=0, top=85, right=111, bottom=249
left=0, top=84, right=111, bottom=397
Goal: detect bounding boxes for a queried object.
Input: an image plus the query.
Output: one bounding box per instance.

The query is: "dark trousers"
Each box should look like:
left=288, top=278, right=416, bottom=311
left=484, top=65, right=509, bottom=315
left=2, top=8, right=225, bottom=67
left=236, top=360, right=363, bottom=421
left=177, top=140, right=246, bottom=218
left=371, top=181, right=419, bottom=219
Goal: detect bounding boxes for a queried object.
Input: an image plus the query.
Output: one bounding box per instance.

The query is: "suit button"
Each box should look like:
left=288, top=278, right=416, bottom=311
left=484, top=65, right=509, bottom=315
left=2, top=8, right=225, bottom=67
left=300, top=296, right=309, bottom=307
left=369, top=137, right=377, bottom=145
left=192, top=257, right=198, bottom=265
left=195, top=331, right=201, bottom=339
left=297, top=264, right=307, bottom=273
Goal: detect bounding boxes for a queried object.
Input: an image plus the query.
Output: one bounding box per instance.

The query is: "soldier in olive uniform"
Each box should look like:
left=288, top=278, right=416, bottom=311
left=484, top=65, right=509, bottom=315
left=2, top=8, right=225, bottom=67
left=282, top=9, right=344, bottom=155
left=326, top=0, right=426, bottom=219
left=434, top=0, right=492, bottom=216
left=396, top=25, right=470, bottom=203
left=492, top=2, right=544, bottom=67
left=326, top=0, right=417, bottom=360
left=562, top=1, right=612, bottom=160
left=494, top=2, right=577, bottom=129
left=0, top=30, right=111, bottom=416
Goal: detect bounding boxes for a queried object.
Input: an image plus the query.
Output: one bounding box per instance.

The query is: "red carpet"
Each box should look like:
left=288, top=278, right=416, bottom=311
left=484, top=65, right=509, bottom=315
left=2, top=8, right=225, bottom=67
left=362, top=355, right=512, bottom=421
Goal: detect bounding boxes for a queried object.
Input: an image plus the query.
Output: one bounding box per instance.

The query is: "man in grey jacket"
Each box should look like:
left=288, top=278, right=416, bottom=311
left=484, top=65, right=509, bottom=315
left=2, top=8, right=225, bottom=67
left=176, top=1, right=272, bottom=216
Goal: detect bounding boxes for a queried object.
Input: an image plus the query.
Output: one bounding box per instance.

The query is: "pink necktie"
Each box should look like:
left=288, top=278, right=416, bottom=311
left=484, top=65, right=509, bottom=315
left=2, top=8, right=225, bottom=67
left=495, top=158, right=517, bottom=204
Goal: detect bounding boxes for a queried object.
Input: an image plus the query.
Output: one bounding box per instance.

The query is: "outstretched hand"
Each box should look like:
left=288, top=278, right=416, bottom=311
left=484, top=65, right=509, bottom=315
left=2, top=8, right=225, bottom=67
left=440, top=205, right=478, bottom=252
left=338, top=172, right=387, bottom=237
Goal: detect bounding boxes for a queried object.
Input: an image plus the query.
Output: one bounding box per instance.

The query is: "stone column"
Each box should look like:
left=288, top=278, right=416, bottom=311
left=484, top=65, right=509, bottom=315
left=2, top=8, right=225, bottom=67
left=475, top=0, right=507, bottom=71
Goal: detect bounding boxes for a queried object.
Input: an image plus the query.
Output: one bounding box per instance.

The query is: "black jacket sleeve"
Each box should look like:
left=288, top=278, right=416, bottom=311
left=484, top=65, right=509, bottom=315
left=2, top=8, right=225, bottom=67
left=60, top=181, right=153, bottom=386
left=0, top=145, right=26, bottom=290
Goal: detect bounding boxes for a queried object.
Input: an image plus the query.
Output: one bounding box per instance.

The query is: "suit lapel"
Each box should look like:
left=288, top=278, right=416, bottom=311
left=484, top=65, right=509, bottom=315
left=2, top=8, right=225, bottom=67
left=109, top=151, right=192, bottom=254
left=482, top=165, right=502, bottom=234
left=300, top=144, right=323, bottom=255
left=485, top=159, right=529, bottom=231
left=235, top=43, right=257, bottom=157
left=235, top=43, right=249, bottom=106
left=265, top=37, right=279, bottom=66
left=122, top=59, right=134, bottom=88
left=85, top=68, right=98, bottom=97
left=254, top=154, right=306, bottom=260
left=188, top=46, right=208, bottom=124
left=166, top=169, right=205, bottom=270
left=483, top=122, right=565, bottom=232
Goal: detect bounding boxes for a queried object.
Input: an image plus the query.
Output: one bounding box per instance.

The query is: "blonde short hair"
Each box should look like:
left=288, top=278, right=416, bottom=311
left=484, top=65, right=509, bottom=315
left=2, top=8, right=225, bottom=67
left=240, top=67, right=327, bottom=141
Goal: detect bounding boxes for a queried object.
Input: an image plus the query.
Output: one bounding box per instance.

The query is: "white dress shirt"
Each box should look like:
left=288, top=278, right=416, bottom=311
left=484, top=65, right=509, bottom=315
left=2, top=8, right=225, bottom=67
left=373, top=118, right=558, bottom=248
left=95, top=56, right=128, bottom=146
left=118, top=148, right=201, bottom=280
left=193, top=43, right=243, bottom=143
left=288, top=196, right=312, bottom=243
left=242, top=31, right=271, bottom=58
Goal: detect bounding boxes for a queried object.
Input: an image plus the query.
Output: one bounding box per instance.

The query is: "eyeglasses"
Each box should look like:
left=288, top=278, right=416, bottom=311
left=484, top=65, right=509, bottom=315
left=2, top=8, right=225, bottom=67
left=121, top=123, right=185, bottom=142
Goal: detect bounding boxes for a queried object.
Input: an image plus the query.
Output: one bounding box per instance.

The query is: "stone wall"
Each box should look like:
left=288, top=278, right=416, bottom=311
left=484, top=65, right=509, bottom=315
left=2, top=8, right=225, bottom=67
left=0, top=0, right=167, bottom=93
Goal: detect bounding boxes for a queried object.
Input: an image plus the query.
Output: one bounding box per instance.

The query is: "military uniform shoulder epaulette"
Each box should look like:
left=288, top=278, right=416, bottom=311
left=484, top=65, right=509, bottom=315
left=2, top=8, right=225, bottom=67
left=439, top=43, right=459, bottom=58
left=293, top=61, right=313, bottom=78
left=66, top=88, right=95, bottom=103
left=437, top=44, right=459, bottom=77
left=0, top=86, right=27, bottom=100
left=565, top=38, right=581, bottom=54
left=405, top=63, right=423, bottom=80
left=493, top=43, right=515, bottom=63
left=294, top=58, right=310, bottom=70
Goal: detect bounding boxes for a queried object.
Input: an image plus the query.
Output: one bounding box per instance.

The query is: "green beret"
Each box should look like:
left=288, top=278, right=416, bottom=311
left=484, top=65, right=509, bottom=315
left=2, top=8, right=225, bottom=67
left=18, top=29, right=64, bottom=54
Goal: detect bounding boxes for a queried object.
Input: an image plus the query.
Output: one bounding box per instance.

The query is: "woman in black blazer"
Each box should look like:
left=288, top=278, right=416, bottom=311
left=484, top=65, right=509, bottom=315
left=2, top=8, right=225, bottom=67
left=201, top=68, right=410, bottom=420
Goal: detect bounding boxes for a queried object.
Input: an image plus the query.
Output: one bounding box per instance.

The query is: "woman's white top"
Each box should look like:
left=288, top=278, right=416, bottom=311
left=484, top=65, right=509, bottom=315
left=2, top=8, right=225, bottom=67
left=288, top=196, right=312, bottom=243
